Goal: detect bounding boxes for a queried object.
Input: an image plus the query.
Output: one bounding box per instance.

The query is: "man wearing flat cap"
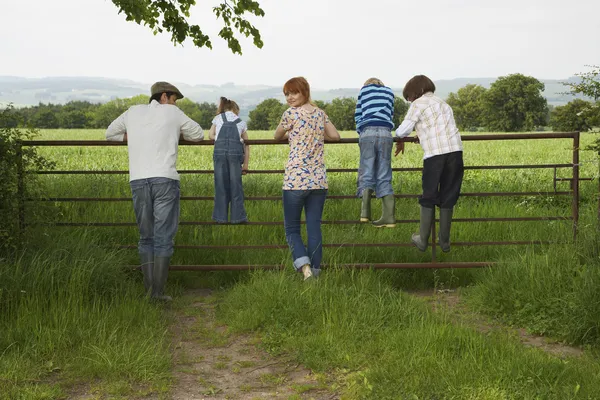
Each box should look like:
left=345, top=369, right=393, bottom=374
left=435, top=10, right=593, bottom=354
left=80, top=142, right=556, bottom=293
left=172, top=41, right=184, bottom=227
left=106, top=81, right=204, bottom=301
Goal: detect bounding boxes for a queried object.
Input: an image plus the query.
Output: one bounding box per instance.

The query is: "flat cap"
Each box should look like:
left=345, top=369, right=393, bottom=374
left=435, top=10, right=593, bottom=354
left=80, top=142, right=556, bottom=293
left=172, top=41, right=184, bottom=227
left=150, top=81, right=184, bottom=99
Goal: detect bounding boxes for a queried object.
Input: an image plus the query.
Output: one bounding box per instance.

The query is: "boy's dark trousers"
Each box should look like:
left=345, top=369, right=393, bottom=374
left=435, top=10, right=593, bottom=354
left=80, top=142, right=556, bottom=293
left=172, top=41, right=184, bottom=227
left=419, top=151, right=464, bottom=209
left=412, top=151, right=464, bottom=252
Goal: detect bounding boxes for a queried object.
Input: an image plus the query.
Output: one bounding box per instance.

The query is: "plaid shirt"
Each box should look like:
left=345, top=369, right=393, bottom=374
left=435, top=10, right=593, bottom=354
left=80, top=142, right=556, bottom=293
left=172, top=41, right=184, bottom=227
left=396, top=93, right=462, bottom=159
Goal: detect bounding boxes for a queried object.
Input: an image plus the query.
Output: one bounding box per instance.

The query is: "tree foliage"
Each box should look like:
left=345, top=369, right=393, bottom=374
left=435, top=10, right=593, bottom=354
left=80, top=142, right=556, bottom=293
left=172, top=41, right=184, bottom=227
left=247, top=98, right=286, bottom=130
left=2, top=96, right=219, bottom=130
left=93, top=95, right=149, bottom=128
left=550, top=99, right=596, bottom=132
left=323, top=97, right=357, bottom=131
left=562, top=65, right=600, bottom=101
left=393, top=96, right=409, bottom=129
left=177, top=99, right=218, bottom=128
left=446, top=84, right=487, bottom=131
left=111, top=0, right=265, bottom=54
left=0, top=106, right=55, bottom=254
left=482, top=74, right=548, bottom=132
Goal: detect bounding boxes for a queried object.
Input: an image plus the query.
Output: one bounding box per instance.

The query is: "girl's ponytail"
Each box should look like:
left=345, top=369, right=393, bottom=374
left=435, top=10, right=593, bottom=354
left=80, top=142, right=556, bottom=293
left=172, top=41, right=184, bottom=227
left=216, top=97, right=240, bottom=115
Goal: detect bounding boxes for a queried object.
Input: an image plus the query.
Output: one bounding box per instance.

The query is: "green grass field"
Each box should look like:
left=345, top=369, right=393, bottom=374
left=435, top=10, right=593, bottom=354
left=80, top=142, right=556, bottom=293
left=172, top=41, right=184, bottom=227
left=3, top=128, right=600, bottom=399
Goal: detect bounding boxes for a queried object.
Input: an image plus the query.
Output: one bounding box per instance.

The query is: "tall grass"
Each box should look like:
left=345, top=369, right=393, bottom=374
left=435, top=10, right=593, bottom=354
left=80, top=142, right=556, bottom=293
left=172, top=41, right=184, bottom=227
left=467, top=225, right=600, bottom=346
left=0, top=230, right=170, bottom=399
left=9, top=128, right=600, bottom=398
left=219, top=268, right=600, bottom=399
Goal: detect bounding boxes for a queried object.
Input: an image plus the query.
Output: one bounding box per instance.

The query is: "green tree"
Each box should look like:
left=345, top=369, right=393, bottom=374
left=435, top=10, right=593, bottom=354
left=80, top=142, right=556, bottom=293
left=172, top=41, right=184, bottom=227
left=393, top=96, right=409, bottom=129
left=111, top=0, right=265, bottom=55
left=248, top=98, right=286, bottom=130
left=177, top=100, right=218, bottom=128
left=326, top=97, right=357, bottom=131
left=562, top=65, right=600, bottom=101
left=0, top=106, right=23, bottom=128
left=30, top=109, right=59, bottom=129
left=0, top=106, right=55, bottom=254
left=314, top=100, right=328, bottom=110
left=92, top=95, right=148, bottom=128
left=550, top=99, right=595, bottom=132
left=60, top=110, right=90, bottom=128
left=197, top=102, right=218, bottom=128
left=481, top=74, right=548, bottom=132
left=446, top=84, right=487, bottom=131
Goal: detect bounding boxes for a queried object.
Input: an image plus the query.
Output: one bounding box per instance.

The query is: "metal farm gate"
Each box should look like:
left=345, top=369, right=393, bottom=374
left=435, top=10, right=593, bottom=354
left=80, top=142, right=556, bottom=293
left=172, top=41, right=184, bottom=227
left=18, top=132, right=581, bottom=270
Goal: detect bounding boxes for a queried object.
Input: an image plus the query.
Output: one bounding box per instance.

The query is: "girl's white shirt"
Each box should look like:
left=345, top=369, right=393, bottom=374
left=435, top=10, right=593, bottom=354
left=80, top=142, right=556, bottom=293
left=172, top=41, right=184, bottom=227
left=211, top=111, right=248, bottom=142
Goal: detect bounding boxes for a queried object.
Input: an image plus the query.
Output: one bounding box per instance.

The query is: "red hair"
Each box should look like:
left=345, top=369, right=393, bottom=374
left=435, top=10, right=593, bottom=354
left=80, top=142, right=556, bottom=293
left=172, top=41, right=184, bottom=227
left=283, top=76, right=314, bottom=105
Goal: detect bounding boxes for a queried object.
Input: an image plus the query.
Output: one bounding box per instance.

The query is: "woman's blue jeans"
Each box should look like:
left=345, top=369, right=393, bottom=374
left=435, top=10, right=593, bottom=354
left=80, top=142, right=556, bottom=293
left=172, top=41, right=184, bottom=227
left=282, top=189, right=327, bottom=274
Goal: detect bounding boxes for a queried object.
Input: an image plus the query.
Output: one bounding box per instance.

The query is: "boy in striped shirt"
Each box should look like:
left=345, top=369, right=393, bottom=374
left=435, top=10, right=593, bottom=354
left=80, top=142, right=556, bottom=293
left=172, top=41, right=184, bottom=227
left=354, top=78, right=396, bottom=227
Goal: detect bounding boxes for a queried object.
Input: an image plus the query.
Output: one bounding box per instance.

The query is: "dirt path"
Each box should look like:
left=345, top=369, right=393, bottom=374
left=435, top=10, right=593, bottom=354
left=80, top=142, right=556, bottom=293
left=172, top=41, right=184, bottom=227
left=409, top=289, right=584, bottom=359
left=169, top=288, right=337, bottom=400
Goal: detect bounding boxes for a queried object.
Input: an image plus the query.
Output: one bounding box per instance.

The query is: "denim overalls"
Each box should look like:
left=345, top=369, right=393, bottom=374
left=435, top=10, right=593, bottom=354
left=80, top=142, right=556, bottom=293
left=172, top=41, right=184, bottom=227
left=212, top=113, right=248, bottom=223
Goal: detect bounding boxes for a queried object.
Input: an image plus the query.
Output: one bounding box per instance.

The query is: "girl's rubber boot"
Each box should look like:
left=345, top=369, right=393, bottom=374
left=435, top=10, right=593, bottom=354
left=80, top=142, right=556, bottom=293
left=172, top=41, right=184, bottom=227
left=372, top=195, right=396, bottom=228
left=360, top=189, right=373, bottom=222
left=411, top=206, right=435, bottom=251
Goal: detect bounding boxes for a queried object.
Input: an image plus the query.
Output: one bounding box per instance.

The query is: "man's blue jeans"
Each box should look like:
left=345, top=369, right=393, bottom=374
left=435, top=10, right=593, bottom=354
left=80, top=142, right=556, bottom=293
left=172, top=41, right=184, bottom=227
left=357, top=127, right=394, bottom=198
left=130, top=177, right=180, bottom=257
left=282, top=189, right=327, bottom=274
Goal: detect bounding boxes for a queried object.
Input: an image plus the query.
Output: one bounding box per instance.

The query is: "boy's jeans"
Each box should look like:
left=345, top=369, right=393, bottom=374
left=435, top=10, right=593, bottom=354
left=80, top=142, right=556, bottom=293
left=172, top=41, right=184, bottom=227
left=357, top=127, right=394, bottom=198
left=213, top=153, right=247, bottom=223
left=282, top=189, right=327, bottom=273
left=130, top=177, right=180, bottom=258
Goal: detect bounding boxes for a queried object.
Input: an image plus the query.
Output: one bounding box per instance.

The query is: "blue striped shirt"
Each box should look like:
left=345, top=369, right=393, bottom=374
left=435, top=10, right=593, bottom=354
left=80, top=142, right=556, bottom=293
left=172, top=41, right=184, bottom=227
left=354, top=84, right=395, bottom=134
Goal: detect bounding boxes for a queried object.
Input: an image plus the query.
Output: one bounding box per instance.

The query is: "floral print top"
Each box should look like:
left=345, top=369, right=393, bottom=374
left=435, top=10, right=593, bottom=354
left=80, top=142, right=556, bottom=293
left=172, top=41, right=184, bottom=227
left=280, top=106, right=329, bottom=190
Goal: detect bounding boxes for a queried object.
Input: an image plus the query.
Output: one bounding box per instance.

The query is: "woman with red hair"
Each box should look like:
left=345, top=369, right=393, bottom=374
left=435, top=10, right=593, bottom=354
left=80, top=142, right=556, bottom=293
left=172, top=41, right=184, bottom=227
left=274, top=77, right=341, bottom=280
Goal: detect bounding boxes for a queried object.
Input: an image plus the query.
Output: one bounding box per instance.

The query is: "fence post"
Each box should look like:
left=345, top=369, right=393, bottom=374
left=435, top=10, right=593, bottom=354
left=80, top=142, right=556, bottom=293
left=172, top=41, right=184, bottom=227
left=16, top=140, right=25, bottom=235
left=572, top=132, right=580, bottom=241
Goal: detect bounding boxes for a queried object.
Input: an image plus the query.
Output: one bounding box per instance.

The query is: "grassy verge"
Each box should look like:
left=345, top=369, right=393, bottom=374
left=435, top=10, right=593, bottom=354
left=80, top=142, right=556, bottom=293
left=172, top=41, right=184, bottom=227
left=467, top=222, right=600, bottom=347
left=0, top=230, right=171, bottom=400
left=218, top=267, right=600, bottom=399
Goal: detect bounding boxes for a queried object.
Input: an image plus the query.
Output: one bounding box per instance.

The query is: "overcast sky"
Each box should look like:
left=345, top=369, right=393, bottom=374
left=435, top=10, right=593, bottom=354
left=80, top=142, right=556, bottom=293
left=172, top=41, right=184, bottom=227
left=1, top=0, right=598, bottom=89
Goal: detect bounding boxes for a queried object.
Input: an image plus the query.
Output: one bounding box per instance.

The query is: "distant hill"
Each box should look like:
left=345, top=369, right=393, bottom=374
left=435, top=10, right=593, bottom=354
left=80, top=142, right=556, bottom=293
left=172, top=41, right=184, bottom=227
left=0, top=75, right=585, bottom=119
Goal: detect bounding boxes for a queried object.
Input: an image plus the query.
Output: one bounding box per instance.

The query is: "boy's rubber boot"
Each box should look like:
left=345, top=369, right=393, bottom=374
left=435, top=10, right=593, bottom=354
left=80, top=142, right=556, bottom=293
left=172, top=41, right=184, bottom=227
left=438, top=208, right=454, bottom=253
left=152, top=256, right=173, bottom=302
left=372, top=195, right=396, bottom=228
left=140, top=253, right=153, bottom=296
left=360, top=189, right=373, bottom=222
left=411, top=206, right=435, bottom=251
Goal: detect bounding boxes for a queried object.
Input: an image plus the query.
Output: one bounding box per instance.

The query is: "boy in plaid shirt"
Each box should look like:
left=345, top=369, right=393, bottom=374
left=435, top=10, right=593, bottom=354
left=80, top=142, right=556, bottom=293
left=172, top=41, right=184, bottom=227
left=395, top=75, right=464, bottom=252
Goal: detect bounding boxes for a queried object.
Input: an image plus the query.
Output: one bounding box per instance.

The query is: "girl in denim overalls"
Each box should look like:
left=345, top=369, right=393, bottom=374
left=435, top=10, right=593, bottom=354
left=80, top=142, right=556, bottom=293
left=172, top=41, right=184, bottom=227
left=209, top=97, right=250, bottom=224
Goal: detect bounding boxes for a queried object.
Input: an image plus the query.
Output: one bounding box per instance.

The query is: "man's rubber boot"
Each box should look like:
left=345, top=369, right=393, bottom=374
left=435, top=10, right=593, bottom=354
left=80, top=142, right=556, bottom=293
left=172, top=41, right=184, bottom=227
left=438, top=208, right=454, bottom=253
left=152, top=256, right=173, bottom=302
left=411, top=206, right=435, bottom=251
left=360, top=189, right=373, bottom=222
left=140, top=253, right=153, bottom=296
left=372, top=195, right=396, bottom=228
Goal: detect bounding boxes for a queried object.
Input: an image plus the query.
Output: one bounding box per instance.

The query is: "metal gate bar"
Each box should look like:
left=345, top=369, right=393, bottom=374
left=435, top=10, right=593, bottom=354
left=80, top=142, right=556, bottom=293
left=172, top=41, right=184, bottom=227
left=19, top=132, right=581, bottom=270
